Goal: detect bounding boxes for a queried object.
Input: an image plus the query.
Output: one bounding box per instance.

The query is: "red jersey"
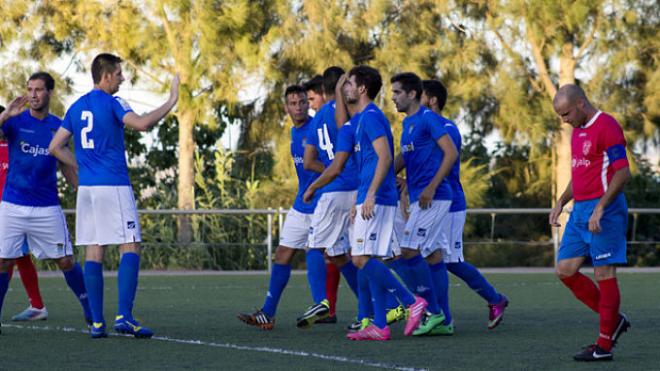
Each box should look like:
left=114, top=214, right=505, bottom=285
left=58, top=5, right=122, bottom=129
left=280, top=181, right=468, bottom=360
left=0, top=140, right=8, bottom=199
left=571, top=111, right=629, bottom=201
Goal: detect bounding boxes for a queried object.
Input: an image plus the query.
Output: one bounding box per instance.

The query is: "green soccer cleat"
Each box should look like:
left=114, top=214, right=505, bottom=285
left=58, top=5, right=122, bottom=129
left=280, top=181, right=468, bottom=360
left=412, top=312, right=446, bottom=336
left=429, top=320, right=454, bottom=336
left=386, top=305, right=407, bottom=325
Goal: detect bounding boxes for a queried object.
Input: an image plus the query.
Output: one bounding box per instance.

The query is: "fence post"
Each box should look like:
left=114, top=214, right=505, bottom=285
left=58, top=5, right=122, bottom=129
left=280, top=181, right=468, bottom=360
left=278, top=207, right=284, bottom=239
left=631, top=213, right=639, bottom=242
left=490, top=213, right=496, bottom=241
left=267, top=209, right=273, bottom=273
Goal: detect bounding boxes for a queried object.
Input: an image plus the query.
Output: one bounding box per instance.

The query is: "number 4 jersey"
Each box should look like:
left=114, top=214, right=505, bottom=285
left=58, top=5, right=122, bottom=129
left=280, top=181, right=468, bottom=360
left=307, top=100, right=359, bottom=194
left=62, top=89, right=133, bottom=186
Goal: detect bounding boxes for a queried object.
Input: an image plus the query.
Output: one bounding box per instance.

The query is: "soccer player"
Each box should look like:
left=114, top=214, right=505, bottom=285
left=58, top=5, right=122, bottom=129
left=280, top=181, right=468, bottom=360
left=303, top=67, right=360, bottom=325
left=48, top=54, right=179, bottom=339
left=421, top=79, right=509, bottom=330
left=304, top=66, right=427, bottom=341
left=303, top=75, right=325, bottom=112
left=0, top=72, right=91, bottom=334
left=238, top=85, right=328, bottom=330
left=390, top=72, right=458, bottom=336
left=0, top=105, right=48, bottom=322
left=550, top=84, right=631, bottom=362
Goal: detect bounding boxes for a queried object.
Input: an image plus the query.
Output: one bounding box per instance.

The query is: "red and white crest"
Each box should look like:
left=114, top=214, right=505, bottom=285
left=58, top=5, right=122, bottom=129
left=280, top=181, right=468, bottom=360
left=582, top=140, right=592, bottom=156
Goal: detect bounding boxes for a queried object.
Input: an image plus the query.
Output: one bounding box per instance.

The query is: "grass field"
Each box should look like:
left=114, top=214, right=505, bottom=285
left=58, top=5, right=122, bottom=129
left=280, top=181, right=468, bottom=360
left=1, top=272, right=659, bottom=370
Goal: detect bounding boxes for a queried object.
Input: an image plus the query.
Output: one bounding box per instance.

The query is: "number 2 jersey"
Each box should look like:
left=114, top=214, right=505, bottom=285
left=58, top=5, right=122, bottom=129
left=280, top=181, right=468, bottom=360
left=306, top=100, right=359, bottom=194
left=62, top=89, right=133, bottom=186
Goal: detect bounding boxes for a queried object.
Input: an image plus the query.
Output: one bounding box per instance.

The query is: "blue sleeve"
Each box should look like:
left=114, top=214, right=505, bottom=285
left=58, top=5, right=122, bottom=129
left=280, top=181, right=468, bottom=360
left=423, top=112, right=448, bottom=141
left=307, top=116, right=320, bottom=148
left=444, top=123, right=461, bottom=151
left=363, top=111, right=387, bottom=142
left=61, top=109, right=74, bottom=132
left=336, top=124, right=354, bottom=153
left=112, top=96, right=133, bottom=126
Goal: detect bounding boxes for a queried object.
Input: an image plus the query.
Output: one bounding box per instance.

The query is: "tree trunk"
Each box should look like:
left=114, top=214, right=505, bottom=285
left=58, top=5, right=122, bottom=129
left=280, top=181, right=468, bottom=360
left=177, top=110, right=195, bottom=243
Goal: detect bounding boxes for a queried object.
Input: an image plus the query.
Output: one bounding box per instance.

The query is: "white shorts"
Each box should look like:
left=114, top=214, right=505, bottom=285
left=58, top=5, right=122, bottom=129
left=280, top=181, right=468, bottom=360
left=352, top=204, right=396, bottom=257
left=308, top=191, right=356, bottom=257
left=388, top=203, right=408, bottom=259
left=0, top=202, right=72, bottom=260
left=280, top=208, right=312, bottom=249
left=399, top=200, right=452, bottom=258
left=76, top=186, right=142, bottom=246
left=442, top=210, right=466, bottom=263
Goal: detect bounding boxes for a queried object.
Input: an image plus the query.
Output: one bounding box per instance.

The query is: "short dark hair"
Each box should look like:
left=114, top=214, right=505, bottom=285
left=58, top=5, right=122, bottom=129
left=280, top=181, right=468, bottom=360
left=422, top=79, right=448, bottom=112
left=303, top=75, right=324, bottom=95
left=28, top=72, right=55, bottom=91
left=284, top=84, right=306, bottom=100
left=91, top=53, right=122, bottom=84
left=0, top=105, right=4, bottom=114
left=390, top=72, right=422, bottom=101
left=348, top=65, right=382, bottom=100
left=322, top=66, right=345, bottom=95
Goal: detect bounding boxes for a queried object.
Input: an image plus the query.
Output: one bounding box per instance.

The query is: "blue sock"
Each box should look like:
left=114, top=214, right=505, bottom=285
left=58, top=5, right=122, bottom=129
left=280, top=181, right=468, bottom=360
left=63, top=263, right=92, bottom=320
left=362, top=258, right=415, bottom=306
left=0, top=272, right=9, bottom=317
left=262, top=263, right=291, bottom=317
left=84, top=261, right=104, bottom=324
left=357, top=268, right=373, bottom=320
left=447, top=262, right=501, bottom=304
left=430, top=262, right=452, bottom=324
left=405, top=255, right=441, bottom=314
left=339, top=261, right=359, bottom=297
left=368, top=278, right=387, bottom=329
left=385, top=291, right=400, bottom=310
left=305, top=249, right=326, bottom=304
left=117, top=253, right=140, bottom=321
left=388, top=258, right=414, bottom=289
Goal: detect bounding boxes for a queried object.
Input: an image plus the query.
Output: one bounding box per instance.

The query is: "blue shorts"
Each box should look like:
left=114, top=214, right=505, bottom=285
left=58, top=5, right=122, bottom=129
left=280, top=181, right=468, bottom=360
left=558, top=193, right=627, bottom=267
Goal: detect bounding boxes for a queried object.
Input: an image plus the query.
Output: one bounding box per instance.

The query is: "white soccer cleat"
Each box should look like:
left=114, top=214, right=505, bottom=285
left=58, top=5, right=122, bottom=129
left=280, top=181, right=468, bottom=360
left=11, top=306, right=48, bottom=321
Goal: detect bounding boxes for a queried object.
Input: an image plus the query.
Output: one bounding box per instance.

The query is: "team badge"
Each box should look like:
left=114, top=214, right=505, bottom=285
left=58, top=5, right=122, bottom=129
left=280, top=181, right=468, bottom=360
left=127, top=221, right=136, bottom=229
left=417, top=228, right=427, bottom=237
left=582, top=140, right=592, bottom=156
left=369, top=233, right=377, bottom=241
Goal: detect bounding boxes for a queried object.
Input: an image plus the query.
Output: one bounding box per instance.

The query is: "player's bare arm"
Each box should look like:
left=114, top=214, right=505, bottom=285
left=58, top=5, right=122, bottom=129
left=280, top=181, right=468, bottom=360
left=59, top=161, right=78, bottom=190
left=302, top=151, right=349, bottom=203
left=394, top=153, right=405, bottom=174
left=123, top=74, right=180, bottom=132
left=303, top=144, right=325, bottom=173
left=334, top=74, right=349, bottom=127
left=363, top=136, right=391, bottom=220
left=589, top=167, right=631, bottom=233
left=0, top=96, right=29, bottom=127
left=48, top=127, right=77, bottom=169
left=549, top=181, right=574, bottom=226
left=419, top=134, right=457, bottom=209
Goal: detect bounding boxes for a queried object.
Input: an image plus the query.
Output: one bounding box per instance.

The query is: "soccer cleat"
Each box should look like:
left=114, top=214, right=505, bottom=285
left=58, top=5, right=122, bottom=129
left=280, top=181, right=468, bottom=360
left=386, top=305, right=407, bottom=325
left=346, top=324, right=390, bottom=341
left=90, top=321, right=108, bottom=339
left=612, top=313, right=630, bottom=347
left=113, top=315, right=154, bottom=338
left=429, top=320, right=454, bottom=336
left=296, top=299, right=330, bottom=329
left=237, top=309, right=274, bottom=330
left=347, top=318, right=370, bottom=332
left=488, top=294, right=509, bottom=329
left=404, top=296, right=428, bottom=336
left=315, top=314, right=337, bottom=324
left=412, top=312, right=446, bottom=336
left=11, top=306, right=48, bottom=321
left=573, top=344, right=613, bottom=362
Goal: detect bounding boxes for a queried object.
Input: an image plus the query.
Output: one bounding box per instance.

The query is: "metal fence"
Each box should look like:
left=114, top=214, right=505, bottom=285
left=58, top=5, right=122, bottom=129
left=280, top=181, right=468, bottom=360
left=62, top=208, right=660, bottom=272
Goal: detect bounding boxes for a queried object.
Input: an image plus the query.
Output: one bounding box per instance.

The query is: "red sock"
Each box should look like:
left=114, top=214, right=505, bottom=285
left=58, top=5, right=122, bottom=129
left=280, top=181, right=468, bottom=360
left=16, top=255, right=45, bottom=309
left=326, top=263, right=340, bottom=316
left=560, top=272, right=600, bottom=313
left=596, top=278, right=620, bottom=352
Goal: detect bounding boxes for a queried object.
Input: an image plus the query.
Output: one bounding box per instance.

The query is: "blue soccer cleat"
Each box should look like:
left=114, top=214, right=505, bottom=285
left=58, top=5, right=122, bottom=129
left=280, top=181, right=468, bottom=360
left=114, top=315, right=154, bottom=338
left=90, top=321, right=108, bottom=339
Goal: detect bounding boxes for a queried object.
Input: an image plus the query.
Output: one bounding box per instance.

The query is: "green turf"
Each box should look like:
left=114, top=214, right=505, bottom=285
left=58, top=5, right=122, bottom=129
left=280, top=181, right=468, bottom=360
left=1, top=272, right=658, bottom=370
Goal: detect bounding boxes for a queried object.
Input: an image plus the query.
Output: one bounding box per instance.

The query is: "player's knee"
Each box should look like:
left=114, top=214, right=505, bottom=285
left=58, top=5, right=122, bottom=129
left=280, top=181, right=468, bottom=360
left=56, top=256, right=75, bottom=270
left=594, top=266, right=616, bottom=281
left=425, top=250, right=442, bottom=265
left=400, top=248, right=418, bottom=259
left=555, top=265, right=576, bottom=280
left=0, top=258, right=14, bottom=272
left=274, top=246, right=295, bottom=264
left=329, top=254, right=348, bottom=267
left=351, top=255, right=368, bottom=269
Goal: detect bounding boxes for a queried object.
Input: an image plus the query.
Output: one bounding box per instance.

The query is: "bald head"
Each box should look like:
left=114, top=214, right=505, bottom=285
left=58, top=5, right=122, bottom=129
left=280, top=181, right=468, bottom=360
left=553, top=84, right=596, bottom=128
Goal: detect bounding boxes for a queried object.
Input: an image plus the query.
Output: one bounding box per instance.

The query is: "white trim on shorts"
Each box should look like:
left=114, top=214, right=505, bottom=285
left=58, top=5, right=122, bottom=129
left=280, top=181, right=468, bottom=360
left=442, top=210, right=466, bottom=263
left=308, top=190, right=356, bottom=257
left=399, top=200, right=452, bottom=258
left=351, top=204, right=396, bottom=257
left=0, top=202, right=72, bottom=260
left=75, top=186, right=142, bottom=246
left=280, top=208, right=312, bottom=249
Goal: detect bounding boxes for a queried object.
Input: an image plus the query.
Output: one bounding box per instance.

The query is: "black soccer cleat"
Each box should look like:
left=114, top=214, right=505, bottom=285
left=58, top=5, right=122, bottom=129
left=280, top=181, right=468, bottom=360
left=315, top=314, right=337, bottom=324
left=296, top=299, right=330, bottom=329
left=612, top=313, right=630, bottom=347
left=573, top=344, right=613, bottom=362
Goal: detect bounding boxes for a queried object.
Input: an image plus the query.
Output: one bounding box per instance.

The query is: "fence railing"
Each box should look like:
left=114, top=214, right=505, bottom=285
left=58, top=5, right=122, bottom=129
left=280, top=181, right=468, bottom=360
left=62, top=208, right=660, bottom=272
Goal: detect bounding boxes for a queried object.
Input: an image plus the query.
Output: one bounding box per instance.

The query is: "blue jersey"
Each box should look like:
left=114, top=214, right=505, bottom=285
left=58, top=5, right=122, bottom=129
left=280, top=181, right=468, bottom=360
left=443, top=119, right=466, bottom=212
left=291, top=117, right=320, bottom=213
left=307, top=100, right=359, bottom=193
left=1, top=111, right=61, bottom=206
left=400, top=107, right=453, bottom=203
left=62, top=89, right=132, bottom=186
left=353, top=103, right=398, bottom=206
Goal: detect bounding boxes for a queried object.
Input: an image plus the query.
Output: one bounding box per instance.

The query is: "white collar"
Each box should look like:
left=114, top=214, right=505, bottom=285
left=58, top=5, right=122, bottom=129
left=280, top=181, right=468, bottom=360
left=581, top=111, right=602, bottom=129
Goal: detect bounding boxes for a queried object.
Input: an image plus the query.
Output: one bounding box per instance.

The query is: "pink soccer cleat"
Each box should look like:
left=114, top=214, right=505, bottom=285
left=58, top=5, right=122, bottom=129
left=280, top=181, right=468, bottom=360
left=404, top=296, right=428, bottom=336
left=488, top=294, right=509, bottom=329
left=346, top=324, right=391, bottom=341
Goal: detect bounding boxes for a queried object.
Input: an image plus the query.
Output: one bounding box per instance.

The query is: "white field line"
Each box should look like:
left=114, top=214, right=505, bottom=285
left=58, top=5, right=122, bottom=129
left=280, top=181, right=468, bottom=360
left=3, top=323, right=428, bottom=371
